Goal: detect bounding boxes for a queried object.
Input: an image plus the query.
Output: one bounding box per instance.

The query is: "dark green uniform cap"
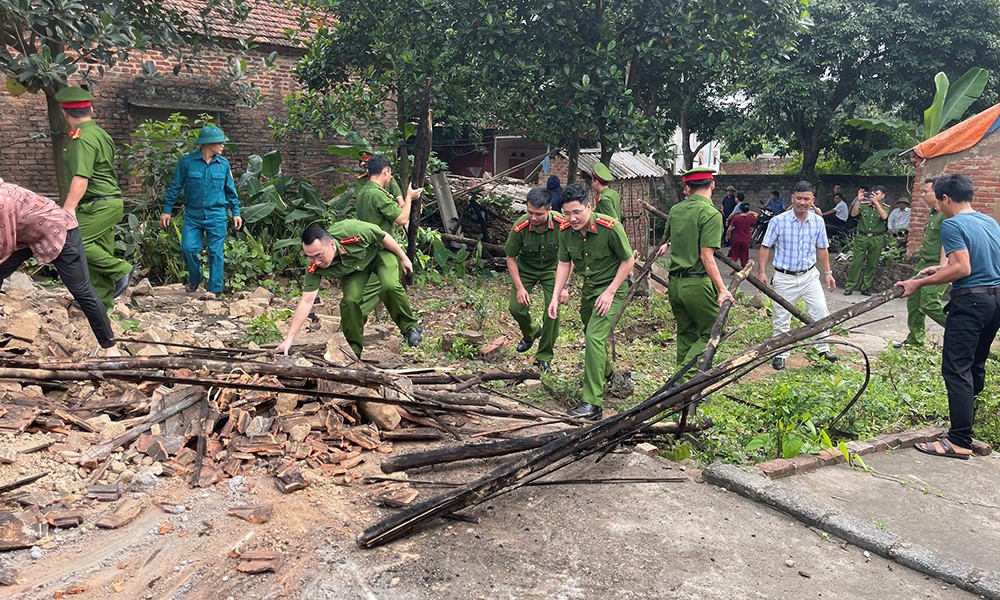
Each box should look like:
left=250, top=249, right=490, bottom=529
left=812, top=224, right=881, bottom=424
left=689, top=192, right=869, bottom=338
left=54, top=87, right=94, bottom=107
left=680, top=167, right=716, bottom=184
left=592, top=162, right=614, bottom=183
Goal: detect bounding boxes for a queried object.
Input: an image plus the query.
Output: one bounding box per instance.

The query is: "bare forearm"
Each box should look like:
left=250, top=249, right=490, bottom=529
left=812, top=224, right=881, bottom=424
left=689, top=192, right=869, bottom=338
left=395, top=197, right=412, bottom=224
left=605, top=255, right=635, bottom=295
left=284, top=292, right=318, bottom=342
left=817, top=248, right=831, bottom=272
left=381, top=234, right=407, bottom=261
left=552, top=261, right=572, bottom=297
left=506, top=257, right=524, bottom=290
left=64, top=176, right=89, bottom=210
left=700, top=247, right=726, bottom=293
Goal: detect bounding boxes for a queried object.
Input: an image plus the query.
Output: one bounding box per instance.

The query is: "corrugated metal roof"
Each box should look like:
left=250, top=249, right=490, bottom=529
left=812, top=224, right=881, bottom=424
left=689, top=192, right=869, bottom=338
left=571, top=148, right=668, bottom=180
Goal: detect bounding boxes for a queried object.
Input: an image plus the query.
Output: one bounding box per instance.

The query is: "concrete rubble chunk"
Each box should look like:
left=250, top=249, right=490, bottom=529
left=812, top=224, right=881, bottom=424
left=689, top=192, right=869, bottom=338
left=95, top=498, right=143, bottom=529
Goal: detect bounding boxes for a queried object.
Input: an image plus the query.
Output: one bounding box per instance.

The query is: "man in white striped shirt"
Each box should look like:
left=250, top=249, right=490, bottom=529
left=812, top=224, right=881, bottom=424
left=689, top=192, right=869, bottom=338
left=758, top=180, right=838, bottom=370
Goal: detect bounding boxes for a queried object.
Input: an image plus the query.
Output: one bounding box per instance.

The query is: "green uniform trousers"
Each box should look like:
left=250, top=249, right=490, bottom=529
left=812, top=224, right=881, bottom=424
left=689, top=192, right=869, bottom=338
left=578, top=283, right=627, bottom=406
left=508, top=273, right=558, bottom=362
left=340, top=249, right=418, bottom=356
left=76, top=198, right=131, bottom=309
left=669, top=277, right=719, bottom=376
left=845, top=234, right=885, bottom=292
left=905, top=260, right=948, bottom=345
left=359, top=274, right=382, bottom=318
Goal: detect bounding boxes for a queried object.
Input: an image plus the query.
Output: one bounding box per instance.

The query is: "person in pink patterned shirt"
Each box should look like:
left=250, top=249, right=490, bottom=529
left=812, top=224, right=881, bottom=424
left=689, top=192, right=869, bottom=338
left=0, top=179, right=119, bottom=356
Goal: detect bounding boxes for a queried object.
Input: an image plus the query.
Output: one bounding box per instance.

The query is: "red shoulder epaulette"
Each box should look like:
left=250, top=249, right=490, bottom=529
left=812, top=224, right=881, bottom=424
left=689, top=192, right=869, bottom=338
left=560, top=221, right=573, bottom=231
left=552, top=214, right=567, bottom=224
left=307, top=263, right=318, bottom=274
left=513, top=219, right=529, bottom=233
left=341, top=235, right=362, bottom=245
left=596, top=216, right=617, bottom=229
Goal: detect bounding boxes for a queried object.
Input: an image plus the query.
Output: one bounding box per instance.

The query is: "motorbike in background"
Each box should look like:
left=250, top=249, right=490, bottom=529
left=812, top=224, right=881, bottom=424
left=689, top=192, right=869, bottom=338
left=750, top=207, right=775, bottom=247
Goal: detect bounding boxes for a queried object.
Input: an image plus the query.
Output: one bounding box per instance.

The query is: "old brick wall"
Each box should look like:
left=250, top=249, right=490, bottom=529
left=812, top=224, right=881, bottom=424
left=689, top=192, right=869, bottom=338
left=0, top=48, right=350, bottom=202
left=908, top=135, right=1000, bottom=256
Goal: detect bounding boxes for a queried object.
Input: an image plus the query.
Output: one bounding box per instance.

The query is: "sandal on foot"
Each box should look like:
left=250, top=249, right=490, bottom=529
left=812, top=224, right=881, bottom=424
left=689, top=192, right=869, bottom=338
left=914, top=439, right=971, bottom=460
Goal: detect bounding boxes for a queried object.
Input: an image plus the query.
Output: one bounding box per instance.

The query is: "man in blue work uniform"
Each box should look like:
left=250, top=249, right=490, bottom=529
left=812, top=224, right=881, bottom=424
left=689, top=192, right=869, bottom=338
left=159, top=126, right=242, bottom=294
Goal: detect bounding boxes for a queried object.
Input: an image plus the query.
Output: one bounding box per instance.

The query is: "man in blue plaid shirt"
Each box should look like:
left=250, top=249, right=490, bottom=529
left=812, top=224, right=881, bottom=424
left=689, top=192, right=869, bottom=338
left=758, top=180, right=838, bottom=370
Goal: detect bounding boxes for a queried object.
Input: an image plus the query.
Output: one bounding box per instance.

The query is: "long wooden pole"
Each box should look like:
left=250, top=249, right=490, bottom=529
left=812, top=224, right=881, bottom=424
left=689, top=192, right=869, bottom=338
left=356, top=287, right=903, bottom=548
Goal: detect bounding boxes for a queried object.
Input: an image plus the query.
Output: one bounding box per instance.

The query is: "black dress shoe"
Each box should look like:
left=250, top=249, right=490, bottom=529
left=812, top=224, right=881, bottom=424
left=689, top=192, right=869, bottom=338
left=771, top=357, right=786, bottom=370
left=843, top=290, right=853, bottom=296
left=112, top=267, right=136, bottom=298
left=533, top=360, right=551, bottom=373
left=893, top=340, right=912, bottom=349
left=860, top=289, right=872, bottom=296
left=405, top=326, right=424, bottom=347
left=185, top=281, right=200, bottom=293
left=516, top=327, right=542, bottom=353
left=817, top=351, right=838, bottom=363
left=568, top=402, right=602, bottom=421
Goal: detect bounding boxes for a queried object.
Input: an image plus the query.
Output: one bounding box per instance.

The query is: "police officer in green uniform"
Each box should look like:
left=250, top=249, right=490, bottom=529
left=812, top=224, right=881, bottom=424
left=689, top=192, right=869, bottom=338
left=844, top=184, right=889, bottom=295
left=589, top=162, right=622, bottom=220
left=56, top=87, right=134, bottom=309
left=656, top=168, right=734, bottom=375
left=895, top=178, right=948, bottom=347
left=354, top=154, right=424, bottom=346
left=275, top=220, right=416, bottom=357
left=548, top=183, right=635, bottom=420
left=505, top=188, right=568, bottom=372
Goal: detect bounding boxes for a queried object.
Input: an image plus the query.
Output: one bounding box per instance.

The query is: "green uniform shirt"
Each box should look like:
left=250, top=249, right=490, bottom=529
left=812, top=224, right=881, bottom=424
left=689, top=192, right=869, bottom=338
left=355, top=180, right=401, bottom=234
left=856, top=202, right=888, bottom=234
left=557, top=212, right=633, bottom=286
left=594, top=187, right=622, bottom=220
left=63, top=120, right=122, bottom=198
left=302, top=220, right=386, bottom=292
left=504, top=211, right=565, bottom=277
left=918, top=209, right=945, bottom=264
left=665, top=193, right=722, bottom=275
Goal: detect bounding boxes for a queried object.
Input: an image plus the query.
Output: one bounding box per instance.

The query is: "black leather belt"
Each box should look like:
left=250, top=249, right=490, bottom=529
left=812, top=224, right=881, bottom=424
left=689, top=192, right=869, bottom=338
left=78, top=195, right=120, bottom=204
left=670, top=271, right=707, bottom=279
left=774, top=265, right=815, bottom=276
left=951, top=286, right=1000, bottom=298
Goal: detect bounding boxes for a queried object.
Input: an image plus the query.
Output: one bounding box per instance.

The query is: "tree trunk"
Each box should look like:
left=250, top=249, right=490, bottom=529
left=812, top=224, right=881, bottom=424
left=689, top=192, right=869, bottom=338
left=46, top=91, right=70, bottom=201
left=405, top=78, right=433, bottom=274
left=567, top=132, right=580, bottom=185
left=394, top=78, right=410, bottom=193
left=798, top=122, right=824, bottom=181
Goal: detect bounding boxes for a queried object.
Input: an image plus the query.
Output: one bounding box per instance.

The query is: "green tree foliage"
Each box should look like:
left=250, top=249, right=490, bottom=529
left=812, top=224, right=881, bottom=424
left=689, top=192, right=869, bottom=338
left=0, top=0, right=252, bottom=197
left=722, top=0, right=1000, bottom=179
left=845, top=67, right=991, bottom=169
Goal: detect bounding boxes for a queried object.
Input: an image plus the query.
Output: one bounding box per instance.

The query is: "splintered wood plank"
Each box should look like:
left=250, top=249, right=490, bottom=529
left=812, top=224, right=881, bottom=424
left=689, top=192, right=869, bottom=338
left=236, top=551, right=285, bottom=574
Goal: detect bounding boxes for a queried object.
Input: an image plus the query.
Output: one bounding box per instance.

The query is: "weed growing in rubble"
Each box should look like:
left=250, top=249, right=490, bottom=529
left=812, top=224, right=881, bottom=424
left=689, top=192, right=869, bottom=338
left=244, top=309, right=292, bottom=345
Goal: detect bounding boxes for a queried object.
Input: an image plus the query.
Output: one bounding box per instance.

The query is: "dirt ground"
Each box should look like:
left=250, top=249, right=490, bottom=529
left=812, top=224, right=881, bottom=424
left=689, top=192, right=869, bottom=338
left=0, top=265, right=972, bottom=599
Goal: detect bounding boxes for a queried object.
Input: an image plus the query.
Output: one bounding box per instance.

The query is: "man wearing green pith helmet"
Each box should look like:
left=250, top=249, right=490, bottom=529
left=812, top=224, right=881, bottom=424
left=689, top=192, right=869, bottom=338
left=160, top=125, right=243, bottom=295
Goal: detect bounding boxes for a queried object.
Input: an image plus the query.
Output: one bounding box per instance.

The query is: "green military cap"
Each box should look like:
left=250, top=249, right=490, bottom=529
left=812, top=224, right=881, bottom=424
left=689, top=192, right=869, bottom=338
left=592, top=162, right=614, bottom=183
left=54, top=87, right=94, bottom=108
left=680, top=167, right=716, bottom=184
left=896, top=197, right=910, bottom=205
left=195, top=125, right=230, bottom=145
left=726, top=185, right=736, bottom=192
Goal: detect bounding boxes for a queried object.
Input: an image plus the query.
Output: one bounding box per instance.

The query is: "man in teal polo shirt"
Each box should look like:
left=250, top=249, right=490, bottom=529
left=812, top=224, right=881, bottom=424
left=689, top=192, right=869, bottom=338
left=56, top=87, right=134, bottom=309
left=354, top=154, right=424, bottom=346
left=548, top=183, right=635, bottom=420
left=589, top=162, right=621, bottom=220
left=895, top=178, right=948, bottom=347
left=159, top=126, right=242, bottom=294
left=656, top=167, right=734, bottom=376
left=275, top=220, right=415, bottom=357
